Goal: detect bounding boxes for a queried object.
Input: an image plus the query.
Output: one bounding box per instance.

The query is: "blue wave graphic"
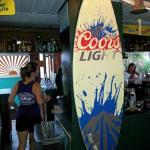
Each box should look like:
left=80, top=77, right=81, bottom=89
left=77, top=73, right=123, bottom=150
left=85, top=18, right=117, bottom=40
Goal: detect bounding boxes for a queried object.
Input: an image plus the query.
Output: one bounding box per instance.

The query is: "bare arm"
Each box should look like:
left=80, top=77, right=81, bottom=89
left=32, top=82, right=51, bottom=105
left=8, top=83, right=19, bottom=106
left=33, top=82, right=51, bottom=121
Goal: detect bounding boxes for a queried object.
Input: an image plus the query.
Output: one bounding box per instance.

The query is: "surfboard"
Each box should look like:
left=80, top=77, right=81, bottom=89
left=73, top=0, right=124, bottom=150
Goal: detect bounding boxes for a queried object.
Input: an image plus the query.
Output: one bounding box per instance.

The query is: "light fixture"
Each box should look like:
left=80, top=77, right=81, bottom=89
left=17, top=41, right=21, bottom=44
left=137, top=18, right=142, bottom=35
left=130, top=0, right=148, bottom=14
left=123, top=0, right=150, bottom=11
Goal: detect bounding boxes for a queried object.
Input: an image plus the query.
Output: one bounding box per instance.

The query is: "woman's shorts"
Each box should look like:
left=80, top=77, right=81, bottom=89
left=16, top=115, right=42, bottom=133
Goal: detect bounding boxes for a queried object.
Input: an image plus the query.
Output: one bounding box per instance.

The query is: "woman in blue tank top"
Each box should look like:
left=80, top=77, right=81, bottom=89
left=8, top=62, right=51, bottom=150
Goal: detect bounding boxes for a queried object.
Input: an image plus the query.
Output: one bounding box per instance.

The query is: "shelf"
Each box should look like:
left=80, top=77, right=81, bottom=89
left=0, top=51, right=61, bottom=54
left=126, top=51, right=150, bottom=53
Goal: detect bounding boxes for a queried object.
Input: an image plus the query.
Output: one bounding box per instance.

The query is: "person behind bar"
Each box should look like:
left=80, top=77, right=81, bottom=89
left=8, top=62, right=51, bottom=150
left=125, top=63, right=139, bottom=80
left=55, top=67, right=63, bottom=96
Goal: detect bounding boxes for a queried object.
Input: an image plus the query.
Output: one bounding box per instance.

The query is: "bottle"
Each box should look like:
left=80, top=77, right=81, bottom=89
left=12, top=38, right=16, bottom=52
left=57, top=41, right=61, bottom=52
left=51, top=38, right=55, bottom=53
left=0, top=40, right=2, bottom=52
left=47, top=39, right=53, bottom=52
left=26, top=41, right=32, bottom=52
left=7, top=39, right=12, bottom=52
left=1, top=39, right=7, bottom=52
left=129, top=88, right=136, bottom=110
left=54, top=40, right=59, bottom=52
left=43, top=40, right=47, bottom=52
left=36, top=35, right=42, bottom=52
left=21, top=39, right=26, bottom=52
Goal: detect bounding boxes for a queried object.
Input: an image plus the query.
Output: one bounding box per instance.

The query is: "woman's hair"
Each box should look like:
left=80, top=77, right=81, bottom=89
left=20, top=62, right=38, bottom=81
left=127, top=63, right=136, bottom=73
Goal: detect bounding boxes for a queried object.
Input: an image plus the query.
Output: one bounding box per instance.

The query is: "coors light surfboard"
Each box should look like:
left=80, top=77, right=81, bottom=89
left=73, top=0, right=124, bottom=150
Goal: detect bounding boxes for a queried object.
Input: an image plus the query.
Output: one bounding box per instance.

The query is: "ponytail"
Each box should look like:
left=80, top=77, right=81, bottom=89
left=20, top=62, right=38, bottom=81
left=20, top=67, right=26, bottom=81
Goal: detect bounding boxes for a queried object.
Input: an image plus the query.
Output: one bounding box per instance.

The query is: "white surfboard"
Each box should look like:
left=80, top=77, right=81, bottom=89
left=73, top=0, right=124, bottom=150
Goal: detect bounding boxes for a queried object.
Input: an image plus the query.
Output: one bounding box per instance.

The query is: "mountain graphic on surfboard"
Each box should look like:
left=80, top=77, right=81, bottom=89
left=73, top=0, right=124, bottom=150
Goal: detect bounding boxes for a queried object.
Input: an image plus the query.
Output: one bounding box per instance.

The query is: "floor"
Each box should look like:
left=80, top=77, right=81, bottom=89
left=11, top=120, right=30, bottom=150
left=1, top=106, right=70, bottom=150
left=9, top=120, right=65, bottom=150
left=0, top=120, right=30, bottom=150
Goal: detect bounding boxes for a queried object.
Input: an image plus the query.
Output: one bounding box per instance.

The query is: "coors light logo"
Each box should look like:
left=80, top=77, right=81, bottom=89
left=75, top=19, right=121, bottom=61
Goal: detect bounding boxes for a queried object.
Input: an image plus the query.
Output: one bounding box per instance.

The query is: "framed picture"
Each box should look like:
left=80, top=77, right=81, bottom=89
left=0, top=53, right=30, bottom=78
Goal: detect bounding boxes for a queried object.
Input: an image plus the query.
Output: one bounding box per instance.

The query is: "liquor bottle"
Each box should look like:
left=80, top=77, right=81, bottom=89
left=43, top=40, right=47, bottom=52
left=17, top=42, right=22, bottom=52
left=35, top=35, right=42, bottom=52
left=7, top=39, right=12, bottom=52
left=31, top=40, right=35, bottom=52
left=54, top=40, right=59, bottom=52
left=12, top=38, right=16, bottom=52
left=47, top=39, right=52, bottom=52
left=51, top=38, right=55, bottom=53
left=57, top=41, right=61, bottom=52
left=26, top=41, right=32, bottom=52
left=0, top=40, right=2, bottom=52
left=21, top=40, right=26, bottom=52
left=1, top=39, right=7, bottom=52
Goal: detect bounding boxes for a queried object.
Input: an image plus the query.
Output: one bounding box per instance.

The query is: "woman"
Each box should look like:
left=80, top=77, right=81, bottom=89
left=55, top=67, right=63, bottom=95
left=8, top=62, right=51, bottom=150
left=125, top=63, right=139, bottom=80
left=127, top=63, right=139, bottom=79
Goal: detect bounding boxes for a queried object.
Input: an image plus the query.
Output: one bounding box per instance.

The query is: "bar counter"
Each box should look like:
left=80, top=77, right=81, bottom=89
left=0, top=88, right=11, bottom=149
left=117, top=112, right=150, bottom=150
left=118, top=77, right=150, bottom=150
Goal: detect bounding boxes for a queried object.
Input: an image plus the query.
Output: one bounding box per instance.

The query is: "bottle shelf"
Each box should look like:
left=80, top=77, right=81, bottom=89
left=0, top=36, right=62, bottom=53
left=123, top=34, right=150, bottom=52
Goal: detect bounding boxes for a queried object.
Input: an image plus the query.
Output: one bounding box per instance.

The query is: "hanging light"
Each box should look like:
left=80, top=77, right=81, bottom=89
left=130, top=0, right=148, bottom=14
left=137, top=18, right=142, bottom=35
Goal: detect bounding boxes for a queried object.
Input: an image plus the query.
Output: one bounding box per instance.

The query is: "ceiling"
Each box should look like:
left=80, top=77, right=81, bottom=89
left=0, top=0, right=149, bottom=28
left=123, top=0, right=150, bottom=25
left=0, top=0, right=65, bottom=28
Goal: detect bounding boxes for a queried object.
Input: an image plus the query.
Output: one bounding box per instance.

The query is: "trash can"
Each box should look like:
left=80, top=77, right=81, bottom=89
left=34, top=121, right=66, bottom=150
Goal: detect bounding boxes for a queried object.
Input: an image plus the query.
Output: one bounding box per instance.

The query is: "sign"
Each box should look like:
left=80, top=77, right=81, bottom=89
left=0, top=54, right=29, bottom=78
left=73, top=0, right=124, bottom=149
left=123, top=24, right=150, bottom=36
left=0, top=0, right=15, bottom=15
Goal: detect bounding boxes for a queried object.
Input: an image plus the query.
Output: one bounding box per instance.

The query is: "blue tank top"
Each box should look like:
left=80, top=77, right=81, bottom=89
left=16, top=81, right=41, bottom=117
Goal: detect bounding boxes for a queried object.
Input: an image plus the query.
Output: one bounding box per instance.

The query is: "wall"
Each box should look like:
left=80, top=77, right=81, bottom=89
left=0, top=77, right=21, bottom=105
left=0, top=77, right=20, bottom=89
